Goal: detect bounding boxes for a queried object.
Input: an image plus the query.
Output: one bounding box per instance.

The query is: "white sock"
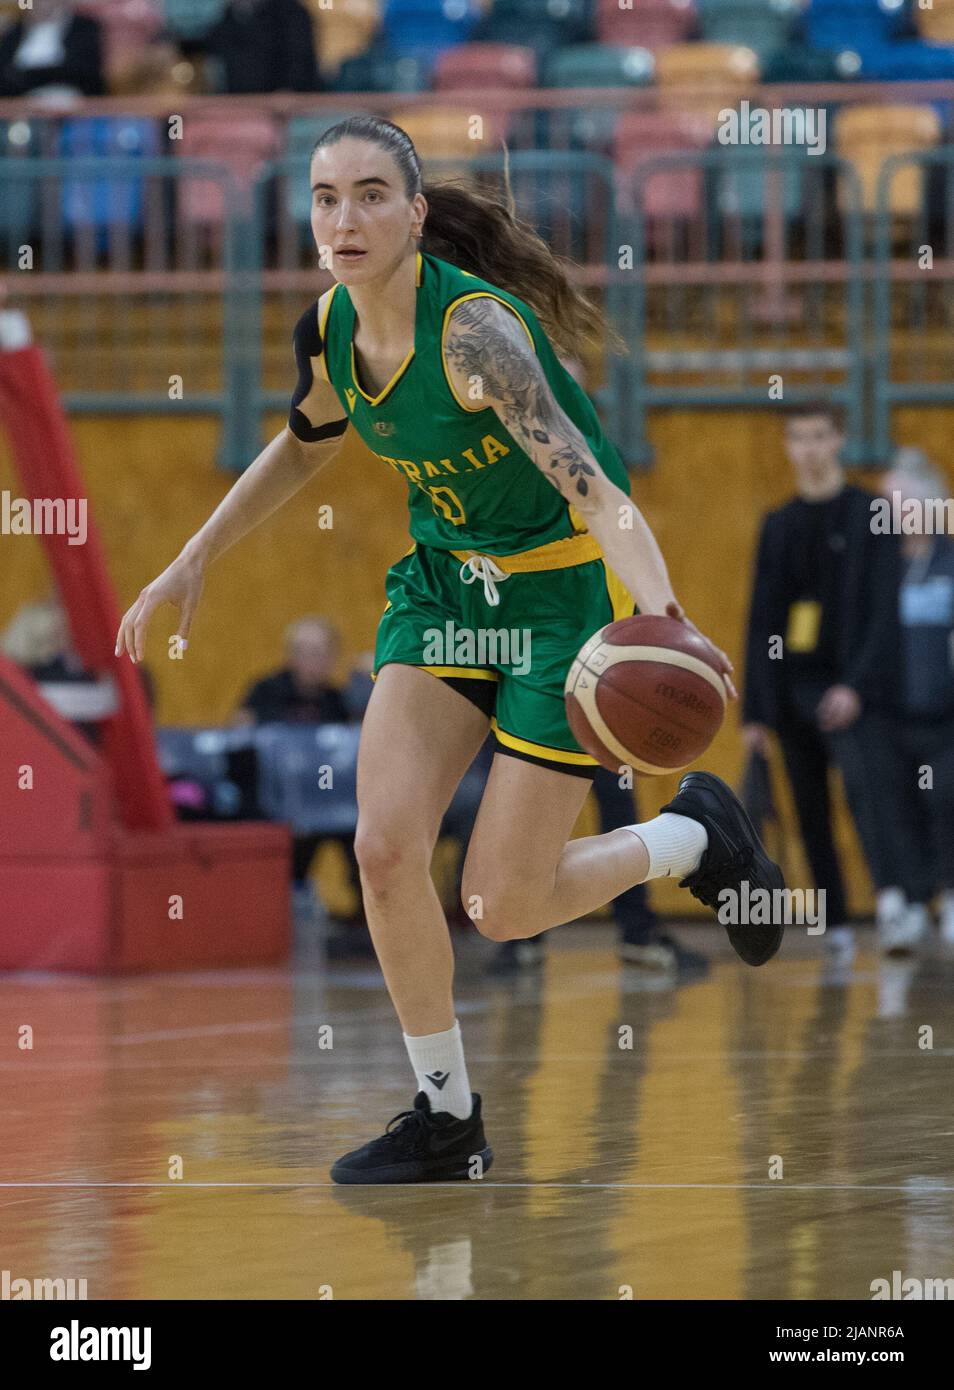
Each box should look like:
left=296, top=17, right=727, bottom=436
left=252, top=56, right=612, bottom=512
left=403, top=1020, right=473, bottom=1119
left=623, top=812, right=708, bottom=881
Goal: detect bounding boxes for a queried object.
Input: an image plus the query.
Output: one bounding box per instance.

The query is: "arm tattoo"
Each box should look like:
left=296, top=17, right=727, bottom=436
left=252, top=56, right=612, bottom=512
left=443, top=297, right=599, bottom=502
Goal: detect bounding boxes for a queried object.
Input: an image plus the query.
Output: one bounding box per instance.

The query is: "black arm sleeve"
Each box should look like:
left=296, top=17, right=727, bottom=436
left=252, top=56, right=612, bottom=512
left=288, top=305, right=348, bottom=443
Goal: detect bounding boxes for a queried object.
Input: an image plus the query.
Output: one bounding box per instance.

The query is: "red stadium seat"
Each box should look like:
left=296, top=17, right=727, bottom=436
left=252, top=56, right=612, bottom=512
left=176, top=115, right=279, bottom=226
left=614, top=109, right=713, bottom=217
left=596, top=0, right=696, bottom=52
left=433, top=42, right=538, bottom=90
left=77, top=0, right=164, bottom=87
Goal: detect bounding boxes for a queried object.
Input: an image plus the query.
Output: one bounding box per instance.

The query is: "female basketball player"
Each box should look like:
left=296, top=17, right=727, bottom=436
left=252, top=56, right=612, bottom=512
left=116, top=116, right=784, bottom=1183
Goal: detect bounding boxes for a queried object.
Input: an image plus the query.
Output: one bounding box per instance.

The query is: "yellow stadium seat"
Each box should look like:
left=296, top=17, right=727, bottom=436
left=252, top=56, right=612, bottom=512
left=309, top=0, right=381, bottom=80
left=835, top=103, right=941, bottom=214
left=915, top=0, right=954, bottom=43
left=388, top=105, right=506, bottom=179
left=654, top=42, right=760, bottom=122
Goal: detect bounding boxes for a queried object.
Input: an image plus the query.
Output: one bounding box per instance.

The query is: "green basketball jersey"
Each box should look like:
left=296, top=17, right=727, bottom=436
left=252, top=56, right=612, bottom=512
left=318, top=250, right=630, bottom=555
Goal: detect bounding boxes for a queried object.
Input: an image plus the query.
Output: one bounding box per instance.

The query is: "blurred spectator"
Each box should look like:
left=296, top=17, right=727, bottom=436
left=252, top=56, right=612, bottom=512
left=0, top=596, right=150, bottom=741
left=235, top=614, right=348, bottom=725
left=176, top=0, right=320, bottom=94
left=342, top=648, right=375, bottom=720
left=863, top=451, right=954, bottom=951
left=742, top=403, right=901, bottom=959
left=236, top=615, right=359, bottom=930
left=0, top=0, right=105, bottom=100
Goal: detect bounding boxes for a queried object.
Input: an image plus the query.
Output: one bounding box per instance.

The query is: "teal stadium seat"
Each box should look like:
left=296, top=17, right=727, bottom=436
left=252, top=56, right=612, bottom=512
left=543, top=44, right=655, bottom=152
left=0, top=120, right=38, bottom=245
left=161, top=0, right=229, bottom=37
left=284, top=113, right=361, bottom=223
left=698, top=0, right=798, bottom=62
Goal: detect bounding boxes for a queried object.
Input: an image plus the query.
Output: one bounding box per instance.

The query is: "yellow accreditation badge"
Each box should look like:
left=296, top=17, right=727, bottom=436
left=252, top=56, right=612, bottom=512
left=785, top=600, right=822, bottom=653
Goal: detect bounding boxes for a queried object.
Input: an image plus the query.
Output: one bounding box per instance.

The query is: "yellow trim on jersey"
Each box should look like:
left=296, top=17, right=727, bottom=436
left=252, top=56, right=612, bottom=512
left=415, top=250, right=423, bottom=287
left=603, top=560, right=636, bottom=621
left=491, top=719, right=598, bottom=766
left=450, top=530, right=602, bottom=574
left=340, top=254, right=422, bottom=406
left=371, top=663, right=499, bottom=683
left=317, top=285, right=337, bottom=383
left=440, top=292, right=537, bottom=413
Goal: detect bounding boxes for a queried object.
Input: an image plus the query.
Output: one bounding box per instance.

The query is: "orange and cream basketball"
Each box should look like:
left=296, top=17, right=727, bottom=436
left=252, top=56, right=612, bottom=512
left=564, top=614, right=727, bottom=775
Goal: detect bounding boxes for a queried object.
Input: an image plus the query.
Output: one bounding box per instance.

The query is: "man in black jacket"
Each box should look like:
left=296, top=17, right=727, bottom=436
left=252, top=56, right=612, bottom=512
left=742, top=403, right=902, bottom=958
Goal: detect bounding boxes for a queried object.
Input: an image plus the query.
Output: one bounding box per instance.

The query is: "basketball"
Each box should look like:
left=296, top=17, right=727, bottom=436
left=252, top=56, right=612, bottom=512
left=564, top=614, right=728, bottom=775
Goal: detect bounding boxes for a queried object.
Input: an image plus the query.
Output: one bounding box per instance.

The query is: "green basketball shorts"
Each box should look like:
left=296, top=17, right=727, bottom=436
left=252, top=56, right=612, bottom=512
left=373, top=539, right=634, bottom=776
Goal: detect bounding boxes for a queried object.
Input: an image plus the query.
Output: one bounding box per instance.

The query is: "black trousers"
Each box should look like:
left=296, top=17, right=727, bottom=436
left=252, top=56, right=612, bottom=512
left=775, top=678, right=890, bottom=925
left=855, top=711, right=954, bottom=901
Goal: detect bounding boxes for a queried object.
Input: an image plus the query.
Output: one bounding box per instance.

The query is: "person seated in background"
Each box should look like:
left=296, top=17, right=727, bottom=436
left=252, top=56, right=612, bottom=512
left=0, top=0, right=104, bottom=100
left=175, top=0, right=320, bottom=94
left=235, top=615, right=359, bottom=931
left=235, top=615, right=348, bottom=727
left=1, top=597, right=139, bottom=743
left=742, top=401, right=902, bottom=962
left=863, top=450, right=954, bottom=952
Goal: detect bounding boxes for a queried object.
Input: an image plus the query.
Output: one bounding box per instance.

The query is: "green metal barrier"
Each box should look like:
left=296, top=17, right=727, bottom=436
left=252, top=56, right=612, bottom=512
left=871, top=145, right=954, bottom=460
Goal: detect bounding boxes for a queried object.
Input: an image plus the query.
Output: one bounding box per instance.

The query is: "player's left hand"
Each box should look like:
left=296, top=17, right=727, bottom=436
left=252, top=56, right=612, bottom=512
left=665, top=600, right=738, bottom=702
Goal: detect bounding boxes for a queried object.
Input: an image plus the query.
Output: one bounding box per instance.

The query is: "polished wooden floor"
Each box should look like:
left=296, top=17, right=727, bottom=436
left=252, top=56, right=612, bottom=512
left=2, top=924, right=953, bottom=1301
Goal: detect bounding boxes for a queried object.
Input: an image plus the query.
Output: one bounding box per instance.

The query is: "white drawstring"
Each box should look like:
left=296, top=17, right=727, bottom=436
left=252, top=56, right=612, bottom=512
left=458, top=554, right=510, bottom=607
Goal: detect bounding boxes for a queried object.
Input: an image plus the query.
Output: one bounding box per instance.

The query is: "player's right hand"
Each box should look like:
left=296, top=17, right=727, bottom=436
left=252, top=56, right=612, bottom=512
left=115, top=553, right=205, bottom=664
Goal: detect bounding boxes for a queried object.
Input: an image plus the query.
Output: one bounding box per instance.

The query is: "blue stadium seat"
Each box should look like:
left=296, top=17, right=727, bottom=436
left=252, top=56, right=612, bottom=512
left=804, top=0, right=908, bottom=55
left=381, top=0, right=481, bottom=61
left=254, top=724, right=361, bottom=837
left=58, top=117, right=160, bottom=240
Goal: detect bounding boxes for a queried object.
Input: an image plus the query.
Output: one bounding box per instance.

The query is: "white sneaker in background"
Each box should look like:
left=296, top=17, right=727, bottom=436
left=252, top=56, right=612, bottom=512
left=882, top=900, right=929, bottom=956
left=877, top=887, right=909, bottom=954
left=939, top=893, right=954, bottom=945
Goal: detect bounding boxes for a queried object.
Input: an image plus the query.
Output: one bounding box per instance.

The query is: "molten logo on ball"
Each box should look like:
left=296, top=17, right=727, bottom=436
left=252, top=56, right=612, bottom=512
left=565, top=614, right=727, bottom=775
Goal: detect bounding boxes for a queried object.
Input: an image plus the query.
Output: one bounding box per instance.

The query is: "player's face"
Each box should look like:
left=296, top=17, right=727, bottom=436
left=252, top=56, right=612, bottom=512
left=783, top=415, right=844, bottom=490
left=309, top=138, right=424, bottom=286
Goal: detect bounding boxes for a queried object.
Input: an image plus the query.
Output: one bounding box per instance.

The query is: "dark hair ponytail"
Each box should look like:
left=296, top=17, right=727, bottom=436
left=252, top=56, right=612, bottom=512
left=313, top=114, right=626, bottom=359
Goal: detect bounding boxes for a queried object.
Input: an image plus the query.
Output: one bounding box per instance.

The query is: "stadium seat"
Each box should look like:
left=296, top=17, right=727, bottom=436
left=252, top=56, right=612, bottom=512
left=309, top=0, right=382, bottom=81
left=614, top=109, right=713, bottom=218
left=254, top=724, right=361, bottom=837
left=0, top=120, right=39, bottom=242
left=760, top=43, right=843, bottom=82
left=433, top=41, right=538, bottom=89
left=803, top=0, right=908, bottom=56
left=77, top=0, right=163, bottom=87
left=176, top=114, right=279, bottom=225
left=388, top=104, right=507, bottom=174
left=697, top=0, right=797, bottom=62
left=283, top=113, right=361, bottom=224
left=58, top=117, right=160, bottom=240
left=916, top=0, right=954, bottom=43
left=493, top=0, right=591, bottom=27
left=595, top=0, right=695, bottom=53
left=381, top=0, right=481, bottom=61
left=469, top=12, right=583, bottom=62
left=543, top=42, right=655, bottom=86
left=835, top=103, right=941, bottom=213
left=655, top=41, right=760, bottom=121
left=160, top=0, right=228, bottom=37
left=332, top=47, right=432, bottom=91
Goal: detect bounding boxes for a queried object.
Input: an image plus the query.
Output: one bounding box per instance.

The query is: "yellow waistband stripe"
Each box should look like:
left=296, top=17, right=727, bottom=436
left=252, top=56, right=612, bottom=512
left=450, top=531, right=603, bottom=574
left=491, top=719, right=598, bottom=765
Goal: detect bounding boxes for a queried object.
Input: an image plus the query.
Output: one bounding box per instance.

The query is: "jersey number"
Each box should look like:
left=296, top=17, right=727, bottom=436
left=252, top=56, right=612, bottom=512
left=427, top=485, right=467, bottom=526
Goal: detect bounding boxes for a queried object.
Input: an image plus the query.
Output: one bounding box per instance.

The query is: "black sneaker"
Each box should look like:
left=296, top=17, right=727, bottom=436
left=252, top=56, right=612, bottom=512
left=659, top=771, right=785, bottom=966
left=330, top=1092, right=493, bottom=1185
